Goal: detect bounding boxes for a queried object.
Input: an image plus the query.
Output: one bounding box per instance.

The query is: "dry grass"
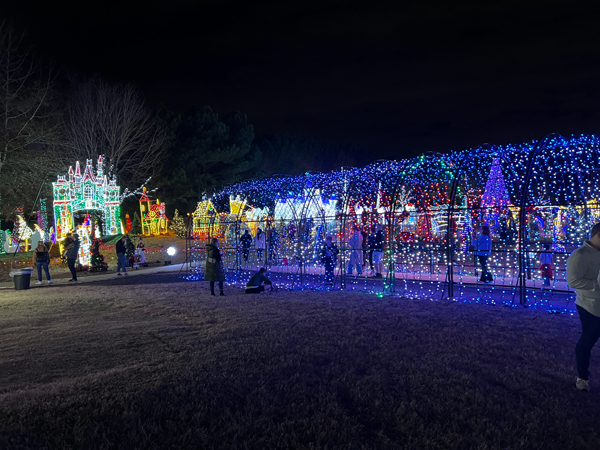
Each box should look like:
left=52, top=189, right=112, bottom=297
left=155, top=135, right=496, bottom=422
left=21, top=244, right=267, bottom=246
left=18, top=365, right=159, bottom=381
left=0, top=274, right=598, bottom=449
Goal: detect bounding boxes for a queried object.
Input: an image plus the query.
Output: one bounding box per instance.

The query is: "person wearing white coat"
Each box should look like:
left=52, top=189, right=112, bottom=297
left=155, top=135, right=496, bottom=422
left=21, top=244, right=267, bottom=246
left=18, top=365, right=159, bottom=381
left=254, top=228, right=266, bottom=263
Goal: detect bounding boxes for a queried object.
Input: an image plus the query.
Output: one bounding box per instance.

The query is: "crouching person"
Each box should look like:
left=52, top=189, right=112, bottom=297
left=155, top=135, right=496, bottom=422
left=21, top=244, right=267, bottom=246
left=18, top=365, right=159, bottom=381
left=245, top=268, right=275, bottom=294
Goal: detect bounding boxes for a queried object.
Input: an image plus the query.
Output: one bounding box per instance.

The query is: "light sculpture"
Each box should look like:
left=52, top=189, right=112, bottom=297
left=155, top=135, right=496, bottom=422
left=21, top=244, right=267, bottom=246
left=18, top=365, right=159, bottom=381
left=184, top=134, right=600, bottom=309
left=139, top=187, right=169, bottom=236
left=53, top=156, right=123, bottom=255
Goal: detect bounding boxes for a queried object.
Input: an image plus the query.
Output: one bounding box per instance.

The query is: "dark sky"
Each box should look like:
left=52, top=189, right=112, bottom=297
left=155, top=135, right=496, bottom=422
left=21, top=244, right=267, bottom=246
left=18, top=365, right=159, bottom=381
left=3, top=1, right=600, bottom=159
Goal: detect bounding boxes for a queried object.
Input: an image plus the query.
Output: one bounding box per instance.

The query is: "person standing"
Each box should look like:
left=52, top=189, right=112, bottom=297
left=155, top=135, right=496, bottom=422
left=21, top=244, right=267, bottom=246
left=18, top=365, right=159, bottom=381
left=539, top=242, right=553, bottom=287
left=64, top=233, right=80, bottom=282
left=475, top=225, right=493, bottom=283
left=245, top=268, right=275, bottom=294
left=347, top=226, right=363, bottom=276
left=254, top=228, right=266, bottom=263
left=566, top=222, right=600, bottom=392
left=240, top=229, right=252, bottom=263
left=320, top=234, right=339, bottom=285
left=116, top=236, right=129, bottom=276
left=32, top=241, right=52, bottom=285
left=367, top=226, right=377, bottom=274
left=372, top=225, right=385, bottom=278
left=205, top=237, right=226, bottom=295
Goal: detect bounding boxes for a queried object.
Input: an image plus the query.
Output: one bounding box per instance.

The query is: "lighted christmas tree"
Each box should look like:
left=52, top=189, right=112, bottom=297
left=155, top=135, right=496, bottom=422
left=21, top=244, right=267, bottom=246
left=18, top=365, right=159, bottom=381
left=481, top=158, right=510, bottom=209
left=481, top=158, right=511, bottom=231
left=172, top=209, right=187, bottom=238
left=90, top=237, right=108, bottom=272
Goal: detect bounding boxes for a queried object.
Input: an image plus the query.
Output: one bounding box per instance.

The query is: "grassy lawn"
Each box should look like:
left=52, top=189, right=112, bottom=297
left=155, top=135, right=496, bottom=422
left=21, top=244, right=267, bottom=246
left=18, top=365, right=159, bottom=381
left=0, top=273, right=598, bottom=449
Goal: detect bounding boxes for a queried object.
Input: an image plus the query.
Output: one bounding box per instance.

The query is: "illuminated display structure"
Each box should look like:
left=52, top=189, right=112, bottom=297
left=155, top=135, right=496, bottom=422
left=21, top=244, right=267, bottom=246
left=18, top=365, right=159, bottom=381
left=184, top=134, right=600, bottom=308
left=53, top=156, right=123, bottom=259
left=139, top=187, right=169, bottom=236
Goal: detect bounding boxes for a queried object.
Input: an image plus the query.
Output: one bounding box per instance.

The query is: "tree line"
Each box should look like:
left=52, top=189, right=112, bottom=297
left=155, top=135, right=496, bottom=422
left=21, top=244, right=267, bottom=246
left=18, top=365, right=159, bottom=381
left=0, top=20, right=371, bottom=226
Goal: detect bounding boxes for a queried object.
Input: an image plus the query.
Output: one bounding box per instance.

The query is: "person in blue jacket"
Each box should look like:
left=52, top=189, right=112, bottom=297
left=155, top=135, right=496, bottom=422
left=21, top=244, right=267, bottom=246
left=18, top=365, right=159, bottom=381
left=475, top=225, right=493, bottom=283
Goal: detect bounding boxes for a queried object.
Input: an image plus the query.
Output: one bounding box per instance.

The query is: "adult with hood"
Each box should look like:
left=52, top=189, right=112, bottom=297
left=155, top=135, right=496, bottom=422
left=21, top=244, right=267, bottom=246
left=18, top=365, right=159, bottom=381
left=32, top=240, right=52, bottom=285
left=64, top=233, right=80, bottom=282
left=205, top=237, right=226, bottom=295
left=475, top=225, right=493, bottom=283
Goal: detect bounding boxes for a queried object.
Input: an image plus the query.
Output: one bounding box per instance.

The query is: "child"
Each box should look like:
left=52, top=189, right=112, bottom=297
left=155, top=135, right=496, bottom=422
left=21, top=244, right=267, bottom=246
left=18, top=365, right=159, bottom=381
left=540, top=243, right=553, bottom=287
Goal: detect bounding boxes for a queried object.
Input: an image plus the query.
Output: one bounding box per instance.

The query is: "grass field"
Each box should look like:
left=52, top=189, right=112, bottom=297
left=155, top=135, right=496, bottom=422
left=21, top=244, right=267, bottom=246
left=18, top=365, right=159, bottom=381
left=0, top=273, right=598, bottom=449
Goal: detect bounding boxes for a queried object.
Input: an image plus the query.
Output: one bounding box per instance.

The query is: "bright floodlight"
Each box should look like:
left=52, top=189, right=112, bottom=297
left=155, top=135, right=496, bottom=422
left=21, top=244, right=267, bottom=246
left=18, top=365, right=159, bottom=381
left=167, top=246, right=177, bottom=256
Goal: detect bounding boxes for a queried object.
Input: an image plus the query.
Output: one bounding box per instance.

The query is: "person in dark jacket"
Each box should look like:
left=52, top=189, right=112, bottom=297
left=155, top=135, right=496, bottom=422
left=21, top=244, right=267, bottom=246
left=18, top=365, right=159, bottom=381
left=205, top=237, right=226, bottom=295
left=32, top=240, right=52, bottom=284
left=64, top=233, right=80, bottom=282
left=320, top=234, right=339, bottom=285
left=372, top=225, right=385, bottom=278
left=116, top=236, right=129, bottom=276
left=245, top=268, right=275, bottom=293
left=240, top=229, right=252, bottom=263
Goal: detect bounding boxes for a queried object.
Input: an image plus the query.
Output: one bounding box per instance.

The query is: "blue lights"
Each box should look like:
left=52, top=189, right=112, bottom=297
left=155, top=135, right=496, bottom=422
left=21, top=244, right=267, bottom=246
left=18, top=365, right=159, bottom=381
left=183, top=134, right=600, bottom=313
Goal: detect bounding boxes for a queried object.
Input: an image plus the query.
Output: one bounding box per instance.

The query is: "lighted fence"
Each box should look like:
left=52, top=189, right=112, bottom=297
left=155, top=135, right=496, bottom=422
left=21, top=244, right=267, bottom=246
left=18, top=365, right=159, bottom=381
left=183, top=133, right=600, bottom=305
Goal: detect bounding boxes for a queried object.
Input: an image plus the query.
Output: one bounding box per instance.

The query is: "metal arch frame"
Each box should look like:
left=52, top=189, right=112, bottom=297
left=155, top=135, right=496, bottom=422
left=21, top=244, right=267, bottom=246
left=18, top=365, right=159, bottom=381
left=189, top=133, right=600, bottom=302
left=446, top=143, right=523, bottom=299
left=517, top=133, right=560, bottom=305
left=383, top=155, right=441, bottom=295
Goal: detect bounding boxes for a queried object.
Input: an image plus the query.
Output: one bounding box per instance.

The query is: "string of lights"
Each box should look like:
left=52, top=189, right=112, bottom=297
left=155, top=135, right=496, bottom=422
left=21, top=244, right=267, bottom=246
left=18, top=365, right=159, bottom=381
left=185, top=134, right=599, bottom=309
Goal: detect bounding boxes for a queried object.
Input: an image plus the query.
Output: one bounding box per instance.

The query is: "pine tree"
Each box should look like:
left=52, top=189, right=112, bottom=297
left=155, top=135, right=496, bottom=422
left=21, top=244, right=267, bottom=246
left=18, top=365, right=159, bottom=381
left=131, top=212, right=142, bottom=235
left=172, top=209, right=187, bottom=238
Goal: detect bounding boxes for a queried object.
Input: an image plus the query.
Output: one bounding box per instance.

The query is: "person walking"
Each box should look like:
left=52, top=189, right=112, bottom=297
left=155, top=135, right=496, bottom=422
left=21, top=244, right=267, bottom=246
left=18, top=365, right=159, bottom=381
left=347, top=226, right=363, bottom=276
left=205, top=237, right=226, bottom=296
left=245, top=268, right=275, bottom=294
left=240, top=229, right=252, bottom=263
left=539, top=242, right=553, bottom=287
left=116, top=236, right=129, bottom=276
left=320, top=234, right=339, bottom=285
left=32, top=240, right=52, bottom=285
left=566, top=222, right=600, bottom=392
left=475, top=225, right=493, bottom=283
left=64, top=233, right=80, bottom=282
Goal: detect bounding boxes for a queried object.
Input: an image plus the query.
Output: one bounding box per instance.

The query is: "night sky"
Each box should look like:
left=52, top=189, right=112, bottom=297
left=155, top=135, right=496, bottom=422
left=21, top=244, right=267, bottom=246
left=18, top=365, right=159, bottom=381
left=4, top=1, right=600, bottom=160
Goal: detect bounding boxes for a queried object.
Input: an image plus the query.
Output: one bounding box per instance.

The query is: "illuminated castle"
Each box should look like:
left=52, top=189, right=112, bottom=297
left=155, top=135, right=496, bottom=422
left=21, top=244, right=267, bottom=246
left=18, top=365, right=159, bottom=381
left=53, top=156, right=123, bottom=240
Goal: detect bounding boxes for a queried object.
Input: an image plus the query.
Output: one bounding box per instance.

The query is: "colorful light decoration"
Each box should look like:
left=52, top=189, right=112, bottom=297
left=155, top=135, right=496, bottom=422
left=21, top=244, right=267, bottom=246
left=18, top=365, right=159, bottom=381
left=53, top=156, right=123, bottom=253
left=139, top=187, right=169, bottom=236
left=184, top=134, right=600, bottom=309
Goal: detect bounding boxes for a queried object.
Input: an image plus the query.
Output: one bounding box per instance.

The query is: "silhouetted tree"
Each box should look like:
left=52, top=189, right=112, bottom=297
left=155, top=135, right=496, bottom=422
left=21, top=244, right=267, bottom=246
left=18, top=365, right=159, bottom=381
left=162, top=105, right=261, bottom=213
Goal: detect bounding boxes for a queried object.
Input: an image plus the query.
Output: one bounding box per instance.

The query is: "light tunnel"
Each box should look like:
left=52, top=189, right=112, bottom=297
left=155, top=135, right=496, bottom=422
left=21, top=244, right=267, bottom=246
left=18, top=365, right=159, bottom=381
left=184, top=133, right=600, bottom=307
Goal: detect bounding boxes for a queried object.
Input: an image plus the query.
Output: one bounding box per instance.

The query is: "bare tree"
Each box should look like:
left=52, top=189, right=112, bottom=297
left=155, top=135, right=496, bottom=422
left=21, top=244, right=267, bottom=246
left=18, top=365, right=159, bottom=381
left=0, top=20, right=62, bottom=217
left=66, top=76, right=167, bottom=191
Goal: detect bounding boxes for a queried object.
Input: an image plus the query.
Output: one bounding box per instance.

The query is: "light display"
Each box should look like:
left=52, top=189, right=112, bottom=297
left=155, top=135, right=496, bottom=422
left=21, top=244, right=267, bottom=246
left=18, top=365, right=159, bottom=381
left=185, top=134, right=600, bottom=308
left=53, top=156, right=123, bottom=248
left=171, top=209, right=187, bottom=238
left=139, top=187, right=168, bottom=236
